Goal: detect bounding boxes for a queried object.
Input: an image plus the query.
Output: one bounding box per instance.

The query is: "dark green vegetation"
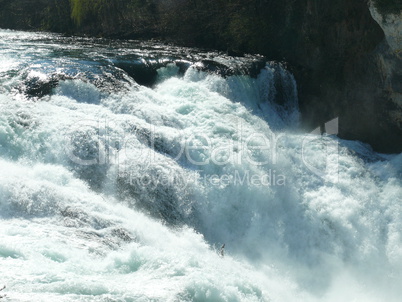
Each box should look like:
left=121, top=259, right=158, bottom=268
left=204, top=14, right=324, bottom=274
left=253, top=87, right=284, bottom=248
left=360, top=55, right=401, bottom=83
left=0, top=0, right=72, bottom=33
left=0, top=0, right=401, bottom=153
left=68, top=0, right=158, bottom=38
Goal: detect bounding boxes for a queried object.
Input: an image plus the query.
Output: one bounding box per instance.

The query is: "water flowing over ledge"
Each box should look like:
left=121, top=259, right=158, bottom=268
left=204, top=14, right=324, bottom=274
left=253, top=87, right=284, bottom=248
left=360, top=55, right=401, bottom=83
left=0, top=30, right=401, bottom=302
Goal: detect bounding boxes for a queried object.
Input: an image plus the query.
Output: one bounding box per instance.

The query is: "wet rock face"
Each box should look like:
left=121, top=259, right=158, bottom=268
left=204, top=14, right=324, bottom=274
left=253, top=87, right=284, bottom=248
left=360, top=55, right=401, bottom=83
left=339, top=42, right=402, bottom=154
left=283, top=0, right=402, bottom=153
left=370, top=5, right=402, bottom=54
left=338, top=2, right=402, bottom=154
left=366, top=4, right=402, bottom=153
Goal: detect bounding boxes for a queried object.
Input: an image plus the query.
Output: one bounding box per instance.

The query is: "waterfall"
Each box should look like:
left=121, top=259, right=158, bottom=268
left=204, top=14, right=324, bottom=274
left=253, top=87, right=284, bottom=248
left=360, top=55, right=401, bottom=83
left=0, top=29, right=401, bottom=302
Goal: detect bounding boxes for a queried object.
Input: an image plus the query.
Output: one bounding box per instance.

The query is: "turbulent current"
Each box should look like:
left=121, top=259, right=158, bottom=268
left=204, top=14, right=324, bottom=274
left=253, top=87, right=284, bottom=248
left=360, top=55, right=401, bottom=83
left=0, top=30, right=401, bottom=302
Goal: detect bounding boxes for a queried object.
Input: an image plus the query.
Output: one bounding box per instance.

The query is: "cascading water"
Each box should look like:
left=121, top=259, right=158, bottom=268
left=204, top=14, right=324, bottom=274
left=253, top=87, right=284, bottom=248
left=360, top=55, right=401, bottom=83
left=0, top=29, right=401, bottom=302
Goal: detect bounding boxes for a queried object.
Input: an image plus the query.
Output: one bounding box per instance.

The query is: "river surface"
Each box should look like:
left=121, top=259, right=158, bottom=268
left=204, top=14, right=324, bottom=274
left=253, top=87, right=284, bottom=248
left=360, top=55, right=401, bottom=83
left=0, top=29, right=401, bottom=301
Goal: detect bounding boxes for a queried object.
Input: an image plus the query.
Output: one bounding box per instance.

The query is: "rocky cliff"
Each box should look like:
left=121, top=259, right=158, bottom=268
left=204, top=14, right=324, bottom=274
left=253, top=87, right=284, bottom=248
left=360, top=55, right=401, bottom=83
left=368, top=2, right=402, bottom=153
left=275, top=0, right=402, bottom=153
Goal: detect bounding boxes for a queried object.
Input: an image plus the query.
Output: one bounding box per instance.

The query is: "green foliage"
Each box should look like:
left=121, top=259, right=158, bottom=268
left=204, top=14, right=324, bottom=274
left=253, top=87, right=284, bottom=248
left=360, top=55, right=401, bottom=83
left=67, top=0, right=157, bottom=36
left=43, top=0, right=73, bottom=32
left=70, top=0, right=86, bottom=25
left=373, top=0, right=402, bottom=15
left=0, top=0, right=71, bottom=32
left=70, top=0, right=103, bottom=26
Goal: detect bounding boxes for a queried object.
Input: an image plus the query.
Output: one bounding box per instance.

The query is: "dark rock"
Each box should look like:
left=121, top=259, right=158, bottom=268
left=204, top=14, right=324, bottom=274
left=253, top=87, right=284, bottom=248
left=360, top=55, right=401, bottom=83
left=280, top=0, right=402, bottom=153
left=194, top=60, right=235, bottom=77
left=112, top=60, right=160, bottom=87
left=21, top=75, right=59, bottom=99
left=174, top=60, right=192, bottom=75
left=192, top=58, right=266, bottom=78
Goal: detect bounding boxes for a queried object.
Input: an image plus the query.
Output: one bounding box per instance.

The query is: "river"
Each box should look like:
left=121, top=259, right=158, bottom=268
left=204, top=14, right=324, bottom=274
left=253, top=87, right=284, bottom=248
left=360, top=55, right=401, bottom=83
left=0, top=29, right=401, bottom=301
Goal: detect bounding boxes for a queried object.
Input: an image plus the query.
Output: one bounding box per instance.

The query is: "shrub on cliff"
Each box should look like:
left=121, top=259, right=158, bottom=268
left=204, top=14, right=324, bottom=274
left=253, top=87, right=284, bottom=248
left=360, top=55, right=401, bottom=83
left=69, top=0, right=157, bottom=37
left=0, top=0, right=72, bottom=32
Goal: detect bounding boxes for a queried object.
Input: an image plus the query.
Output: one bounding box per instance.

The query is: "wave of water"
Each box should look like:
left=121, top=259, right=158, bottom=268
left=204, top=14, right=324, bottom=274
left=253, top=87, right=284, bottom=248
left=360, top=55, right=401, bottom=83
left=0, top=30, right=401, bottom=302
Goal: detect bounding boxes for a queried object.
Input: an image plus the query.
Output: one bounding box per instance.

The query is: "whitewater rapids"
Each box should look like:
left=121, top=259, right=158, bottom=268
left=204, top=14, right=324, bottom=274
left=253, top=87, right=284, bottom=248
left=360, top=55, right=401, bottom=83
left=0, top=30, right=401, bottom=302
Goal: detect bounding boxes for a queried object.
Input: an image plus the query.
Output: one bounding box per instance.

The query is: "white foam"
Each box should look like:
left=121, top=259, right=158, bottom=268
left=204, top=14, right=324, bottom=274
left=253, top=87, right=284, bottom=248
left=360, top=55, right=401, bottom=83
left=0, top=29, right=401, bottom=301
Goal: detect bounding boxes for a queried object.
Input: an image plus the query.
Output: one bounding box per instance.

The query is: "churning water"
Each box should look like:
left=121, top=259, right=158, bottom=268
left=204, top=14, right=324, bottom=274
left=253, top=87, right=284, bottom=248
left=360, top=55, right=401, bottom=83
left=0, top=29, right=401, bottom=302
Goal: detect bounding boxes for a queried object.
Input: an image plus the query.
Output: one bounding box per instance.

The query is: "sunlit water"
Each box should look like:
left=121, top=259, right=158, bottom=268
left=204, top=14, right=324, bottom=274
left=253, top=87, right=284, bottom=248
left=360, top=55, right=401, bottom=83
left=0, top=29, right=401, bottom=302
